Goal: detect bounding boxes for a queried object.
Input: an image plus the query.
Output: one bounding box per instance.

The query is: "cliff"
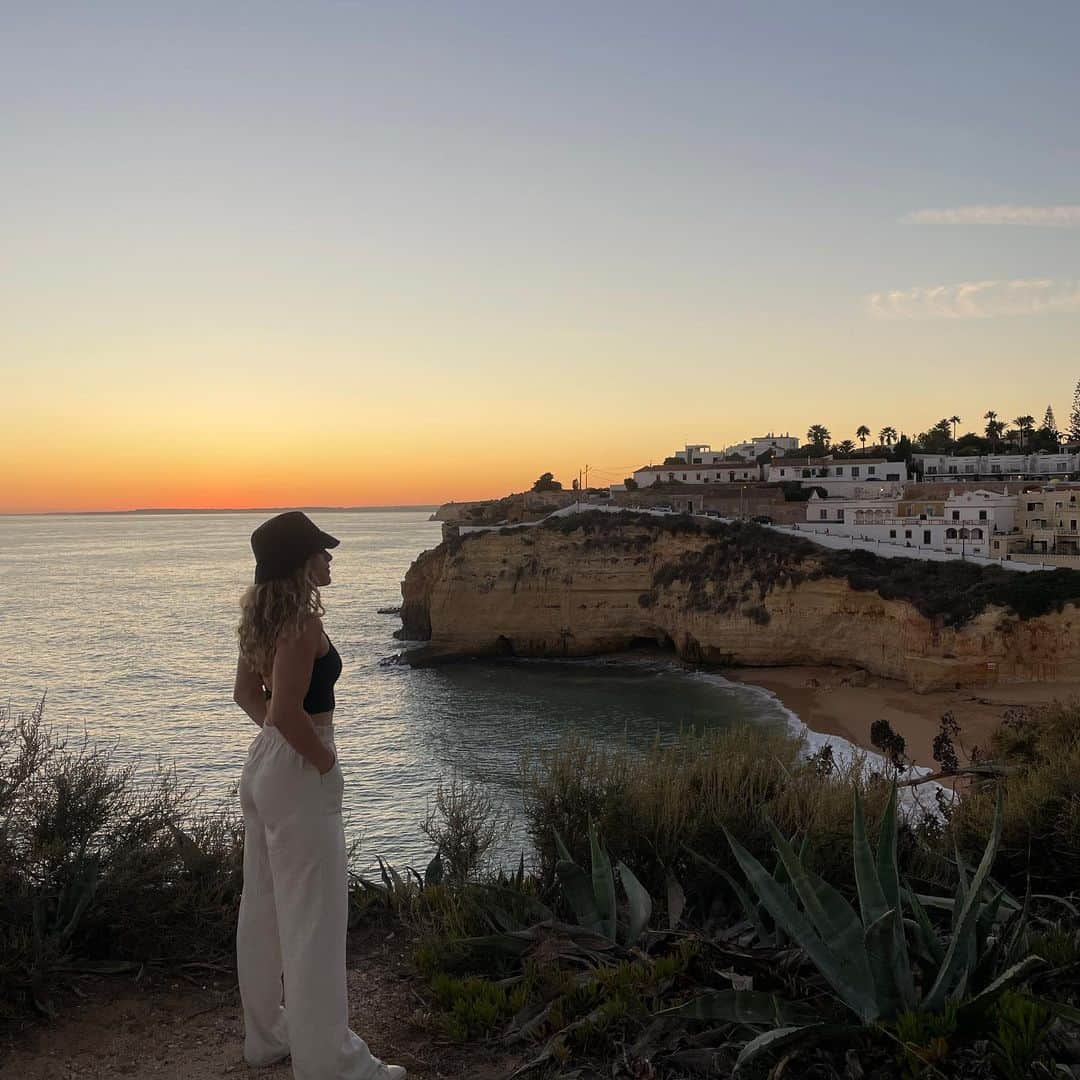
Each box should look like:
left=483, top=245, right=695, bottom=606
left=398, top=514, right=1080, bottom=692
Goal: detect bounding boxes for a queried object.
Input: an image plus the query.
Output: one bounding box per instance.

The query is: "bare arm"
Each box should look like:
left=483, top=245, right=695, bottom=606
left=266, top=619, right=336, bottom=774
left=233, top=655, right=268, bottom=727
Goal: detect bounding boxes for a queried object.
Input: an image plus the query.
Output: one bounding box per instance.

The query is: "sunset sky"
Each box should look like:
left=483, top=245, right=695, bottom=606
left=4, top=2, right=1079, bottom=512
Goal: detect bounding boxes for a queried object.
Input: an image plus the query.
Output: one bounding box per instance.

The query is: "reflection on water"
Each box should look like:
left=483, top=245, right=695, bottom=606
left=0, top=511, right=797, bottom=871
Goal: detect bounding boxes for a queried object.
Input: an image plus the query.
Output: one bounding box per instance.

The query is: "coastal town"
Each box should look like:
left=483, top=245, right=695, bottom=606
left=440, top=399, right=1080, bottom=570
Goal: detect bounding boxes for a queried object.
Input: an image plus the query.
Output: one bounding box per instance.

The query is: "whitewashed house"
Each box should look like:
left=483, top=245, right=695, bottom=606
left=723, top=433, right=800, bottom=460
left=766, top=457, right=907, bottom=497
left=803, top=488, right=1015, bottom=558
left=633, top=461, right=762, bottom=487
left=916, top=452, right=1079, bottom=480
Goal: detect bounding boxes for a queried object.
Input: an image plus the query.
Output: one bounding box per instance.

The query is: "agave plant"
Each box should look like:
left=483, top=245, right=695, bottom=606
left=665, top=785, right=1048, bottom=1073
left=552, top=820, right=652, bottom=947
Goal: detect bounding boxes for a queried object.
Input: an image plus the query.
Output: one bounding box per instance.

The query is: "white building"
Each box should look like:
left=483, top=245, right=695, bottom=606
left=916, top=452, right=1079, bottom=480
left=804, top=488, right=1015, bottom=558
left=633, top=461, right=762, bottom=487
left=766, top=457, right=907, bottom=490
left=722, top=433, right=800, bottom=460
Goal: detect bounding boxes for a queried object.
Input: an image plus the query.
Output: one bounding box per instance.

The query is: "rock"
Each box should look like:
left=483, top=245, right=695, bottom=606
left=395, top=517, right=1080, bottom=692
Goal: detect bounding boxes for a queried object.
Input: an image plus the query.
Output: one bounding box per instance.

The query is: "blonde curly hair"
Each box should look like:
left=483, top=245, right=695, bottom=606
left=237, top=558, right=325, bottom=677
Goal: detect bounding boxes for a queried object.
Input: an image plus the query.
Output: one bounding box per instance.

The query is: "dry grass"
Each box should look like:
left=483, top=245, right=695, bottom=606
left=522, top=725, right=897, bottom=907
left=946, top=699, right=1080, bottom=895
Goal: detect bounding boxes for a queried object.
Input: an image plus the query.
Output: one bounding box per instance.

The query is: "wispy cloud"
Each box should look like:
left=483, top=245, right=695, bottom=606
left=902, top=205, right=1080, bottom=227
left=868, top=279, right=1080, bottom=319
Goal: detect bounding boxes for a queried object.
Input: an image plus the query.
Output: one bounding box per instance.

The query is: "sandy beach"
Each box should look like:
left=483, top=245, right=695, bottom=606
left=728, top=665, right=1080, bottom=768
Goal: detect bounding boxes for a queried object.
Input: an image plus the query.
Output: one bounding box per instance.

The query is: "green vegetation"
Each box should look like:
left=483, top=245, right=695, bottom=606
left=0, top=698, right=245, bottom=1024
left=6, top=694, right=1080, bottom=1077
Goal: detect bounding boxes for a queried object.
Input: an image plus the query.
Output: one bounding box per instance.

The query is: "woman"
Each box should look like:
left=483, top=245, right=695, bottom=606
left=232, top=511, right=405, bottom=1079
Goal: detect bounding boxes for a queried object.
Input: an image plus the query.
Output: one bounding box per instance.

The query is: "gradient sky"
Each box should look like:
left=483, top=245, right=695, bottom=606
left=4, top=1, right=1079, bottom=511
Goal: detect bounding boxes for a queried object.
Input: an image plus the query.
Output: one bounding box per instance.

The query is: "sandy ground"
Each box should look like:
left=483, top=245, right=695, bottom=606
left=727, top=664, right=1080, bottom=767
left=0, top=927, right=523, bottom=1080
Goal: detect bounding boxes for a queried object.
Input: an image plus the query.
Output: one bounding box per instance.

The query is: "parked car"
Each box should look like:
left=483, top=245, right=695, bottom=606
left=751, top=514, right=774, bottom=524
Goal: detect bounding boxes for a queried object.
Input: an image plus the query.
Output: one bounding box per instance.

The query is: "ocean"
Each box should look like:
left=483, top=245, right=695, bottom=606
left=0, top=509, right=803, bottom=872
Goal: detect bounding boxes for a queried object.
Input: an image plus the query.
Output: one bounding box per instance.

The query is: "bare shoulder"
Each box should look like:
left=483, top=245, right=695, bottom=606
left=276, top=616, right=323, bottom=657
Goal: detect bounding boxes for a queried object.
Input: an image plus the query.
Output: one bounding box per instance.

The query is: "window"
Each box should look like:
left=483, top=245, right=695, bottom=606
left=695, top=473, right=701, bottom=480
left=971, top=529, right=983, bottom=539
left=904, top=529, right=912, bottom=539
left=819, top=509, right=827, bottom=520
left=946, top=528, right=957, bottom=539
left=1073, top=521, right=1078, bottom=531
left=886, top=472, right=900, bottom=481
left=923, top=530, right=931, bottom=544
left=851, top=467, right=860, bottom=478
left=729, top=472, right=735, bottom=482
left=979, top=510, right=987, bottom=521
left=927, top=466, right=938, bottom=474
left=868, top=466, right=876, bottom=475
left=951, top=511, right=960, bottom=520
left=948, top=466, right=957, bottom=474
left=681, top=474, right=687, bottom=480
left=889, top=529, right=896, bottom=538
left=835, top=467, right=845, bottom=476
left=802, top=469, right=811, bottom=478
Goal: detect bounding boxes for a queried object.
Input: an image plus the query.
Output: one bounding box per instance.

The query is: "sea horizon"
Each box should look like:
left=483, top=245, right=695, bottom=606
left=0, top=504, right=442, bottom=517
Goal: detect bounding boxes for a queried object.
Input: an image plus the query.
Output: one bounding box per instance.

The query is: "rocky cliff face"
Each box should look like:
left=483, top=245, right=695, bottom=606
left=398, top=516, right=1080, bottom=692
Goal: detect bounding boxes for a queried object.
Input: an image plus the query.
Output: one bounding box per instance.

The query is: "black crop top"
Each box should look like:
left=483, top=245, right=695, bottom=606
left=265, top=636, right=342, bottom=714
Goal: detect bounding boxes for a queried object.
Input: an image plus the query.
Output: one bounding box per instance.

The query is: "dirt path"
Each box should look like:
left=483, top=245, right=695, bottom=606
left=0, top=929, right=522, bottom=1080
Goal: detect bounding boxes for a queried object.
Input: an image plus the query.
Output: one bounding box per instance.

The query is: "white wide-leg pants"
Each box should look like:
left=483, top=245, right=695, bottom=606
left=237, top=723, right=389, bottom=1079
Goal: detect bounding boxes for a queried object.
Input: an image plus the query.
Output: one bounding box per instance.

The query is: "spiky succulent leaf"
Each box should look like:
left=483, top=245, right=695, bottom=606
left=875, top=783, right=902, bottom=914
left=853, top=788, right=889, bottom=927
left=923, top=788, right=1004, bottom=1011
left=862, top=908, right=907, bottom=1019
left=958, top=955, right=1046, bottom=1017
left=552, top=826, right=574, bottom=865
left=725, top=828, right=875, bottom=1018
left=425, top=850, right=443, bottom=886
left=732, top=1024, right=843, bottom=1073
left=589, top=819, right=617, bottom=941
left=766, top=821, right=875, bottom=1007
left=617, top=860, right=652, bottom=946
left=904, top=884, right=945, bottom=968
left=555, top=858, right=603, bottom=934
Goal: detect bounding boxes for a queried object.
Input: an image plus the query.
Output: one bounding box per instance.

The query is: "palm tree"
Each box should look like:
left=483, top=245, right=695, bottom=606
left=879, top=426, right=897, bottom=448
left=856, top=425, right=870, bottom=452
left=1013, top=415, right=1035, bottom=447
left=806, top=425, right=831, bottom=451
left=984, top=410, right=1005, bottom=450
left=837, top=439, right=856, bottom=456
left=949, top=415, right=961, bottom=442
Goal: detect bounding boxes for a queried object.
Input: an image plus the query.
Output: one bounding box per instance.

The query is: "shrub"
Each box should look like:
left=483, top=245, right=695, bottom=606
left=945, top=700, right=1080, bottom=895
left=419, top=777, right=513, bottom=885
left=0, top=700, right=244, bottom=1024
left=522, top=726, right=893, bottom=908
